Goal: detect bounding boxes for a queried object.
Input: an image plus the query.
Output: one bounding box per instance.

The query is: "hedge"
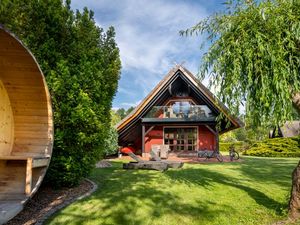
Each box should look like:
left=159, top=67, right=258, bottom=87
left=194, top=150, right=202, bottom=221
left=220, top=141, right=247, bottom=152
left=243, top=136, right=300, bottom=157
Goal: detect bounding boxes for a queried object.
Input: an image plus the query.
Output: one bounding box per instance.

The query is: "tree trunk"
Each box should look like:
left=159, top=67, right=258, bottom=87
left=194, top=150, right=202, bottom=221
left=288, top=93, right=300, bottom=219
left=292, top=93, right=300, bottom=115
left=289, top=160, right=300, bottom=219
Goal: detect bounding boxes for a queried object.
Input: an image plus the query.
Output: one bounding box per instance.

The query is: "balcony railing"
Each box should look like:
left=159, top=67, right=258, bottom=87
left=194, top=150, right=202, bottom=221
left=144, top=105, right=216, bottom=121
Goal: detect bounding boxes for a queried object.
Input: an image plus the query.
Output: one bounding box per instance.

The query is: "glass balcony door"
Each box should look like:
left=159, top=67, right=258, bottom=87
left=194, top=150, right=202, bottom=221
left=164, top=127, right=197, bottom=151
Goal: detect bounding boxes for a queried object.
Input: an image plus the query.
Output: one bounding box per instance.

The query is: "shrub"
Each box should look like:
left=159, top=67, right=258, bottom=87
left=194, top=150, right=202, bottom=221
left=244, top=136, right=300, bottom=157
left=220, top=141, right=247, bottom=153
left=103, top=127, right=119, bottom=156
left=0, top=1, right=121, bottom=187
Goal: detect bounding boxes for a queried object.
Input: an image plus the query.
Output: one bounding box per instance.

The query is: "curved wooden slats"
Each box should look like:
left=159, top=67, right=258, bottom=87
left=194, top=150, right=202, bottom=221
left=0, top=26, right=53, bottom=223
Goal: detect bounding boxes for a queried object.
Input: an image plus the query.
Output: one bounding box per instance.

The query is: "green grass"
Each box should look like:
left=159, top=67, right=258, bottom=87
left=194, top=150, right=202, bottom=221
left=46, top=157, right=299, bottom=225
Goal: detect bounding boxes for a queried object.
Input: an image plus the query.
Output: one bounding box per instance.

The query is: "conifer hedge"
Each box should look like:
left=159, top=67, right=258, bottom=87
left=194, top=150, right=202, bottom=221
left=0, top=0, right=121, bottom=187
left=244, top=137, right=300, bottom=157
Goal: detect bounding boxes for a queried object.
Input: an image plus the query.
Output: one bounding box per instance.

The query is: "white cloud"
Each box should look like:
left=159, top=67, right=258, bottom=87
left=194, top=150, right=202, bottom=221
left=73, top=0, right=207, bottom=72
left=115, top=1, right=207, bottom=73
left=71, top=0, right=210, bottom=108
left=121, top=100, right=141, bottom=107
left=118, top=87, right=135, bottom=96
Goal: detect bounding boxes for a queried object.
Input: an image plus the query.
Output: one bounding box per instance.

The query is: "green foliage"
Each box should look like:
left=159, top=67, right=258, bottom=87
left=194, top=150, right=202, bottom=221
left=0, top=0, right=121, bottom=187
left=221, top=116, right=269, bottom=142
left=244, top=136, right=300, bottom=157
left=222, top=126, right=269, bottom=142
left=110, top=109, right=122, bottom=126
left=182, top=0, right=300, bottom=127
left=103, top=110, right=121, bottom=156
left=116, top=106, right=135, bottom=120
left=220, top=141, right=246, bottom=152
left=126, top=106, right=135, bottom=115
left=103, top=127, right=119, bottom=156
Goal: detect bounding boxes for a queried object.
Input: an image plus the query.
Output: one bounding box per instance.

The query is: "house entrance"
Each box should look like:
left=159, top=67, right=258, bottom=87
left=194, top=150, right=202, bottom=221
left=164, top=127, right=197, bottom=151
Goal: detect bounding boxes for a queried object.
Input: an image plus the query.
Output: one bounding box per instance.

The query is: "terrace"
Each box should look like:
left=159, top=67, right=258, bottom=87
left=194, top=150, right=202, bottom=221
left=142, top=104, right=216, bottom=123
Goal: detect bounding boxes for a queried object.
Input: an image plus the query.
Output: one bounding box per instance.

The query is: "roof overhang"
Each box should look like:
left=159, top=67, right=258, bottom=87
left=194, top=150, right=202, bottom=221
left=116, top=65, right=244, bottom=144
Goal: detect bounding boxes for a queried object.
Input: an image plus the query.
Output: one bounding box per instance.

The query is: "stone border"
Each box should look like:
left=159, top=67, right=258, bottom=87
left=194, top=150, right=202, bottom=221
left=35, top=179, right=98, bottom=225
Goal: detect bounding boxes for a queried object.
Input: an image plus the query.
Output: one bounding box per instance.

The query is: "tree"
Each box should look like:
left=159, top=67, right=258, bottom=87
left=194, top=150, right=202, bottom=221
left=111, top=109, right=122, bottom=126
left=221, top=116, right=269, bottom=142
left=116, top=108, right=127, bottom=119
left=102, top=110, right=121, bottom=156
left=0, top=0, right=121, bottom=187
left=182, top=0, right=300, bottom=219
left=115, top=106, right=135, bottom=120
left=126, top=106, right=135, bottom=115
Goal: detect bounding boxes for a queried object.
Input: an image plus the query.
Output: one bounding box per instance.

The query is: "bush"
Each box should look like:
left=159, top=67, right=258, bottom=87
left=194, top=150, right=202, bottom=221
left=220, top=141, right=247, bottom=153
left=0, top=1, right=121, bottom=187
left=244, top=136, right=300, bottom=157
left=103, top=127, right=119, bottom=156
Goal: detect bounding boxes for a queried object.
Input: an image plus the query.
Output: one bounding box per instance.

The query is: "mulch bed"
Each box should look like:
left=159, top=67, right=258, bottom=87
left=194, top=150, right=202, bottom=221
left=5, top=180, right=93, bottom=225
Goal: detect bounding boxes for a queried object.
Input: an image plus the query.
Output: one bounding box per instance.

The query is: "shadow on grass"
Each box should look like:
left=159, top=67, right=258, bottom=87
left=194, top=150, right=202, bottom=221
left=238, top=157, right=298, bottom=186
left=46, top=161, right=234, bottom=225
left=166, top=156, right=300, bottom=216
left=165, top=167, right=286, bottom=215
left=46, top=159, right=297, bottom=225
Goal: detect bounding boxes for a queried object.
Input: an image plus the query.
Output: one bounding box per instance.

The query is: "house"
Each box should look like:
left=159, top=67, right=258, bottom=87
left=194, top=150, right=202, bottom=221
left=116, top=65, right=243, bottom=157
left=269, top=121, right=300, bottom=138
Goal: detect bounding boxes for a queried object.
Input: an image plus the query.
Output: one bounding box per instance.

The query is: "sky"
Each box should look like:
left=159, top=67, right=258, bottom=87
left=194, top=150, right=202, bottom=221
left=71, top=0, right=226, bottom=109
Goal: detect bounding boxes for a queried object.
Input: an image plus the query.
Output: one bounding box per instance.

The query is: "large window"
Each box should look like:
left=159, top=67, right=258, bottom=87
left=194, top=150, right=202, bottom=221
left=144, top=99, right=216, bottom=121
left=164, top=127, right=197, bottom=151
left=168, top=100, right=194, bottom=115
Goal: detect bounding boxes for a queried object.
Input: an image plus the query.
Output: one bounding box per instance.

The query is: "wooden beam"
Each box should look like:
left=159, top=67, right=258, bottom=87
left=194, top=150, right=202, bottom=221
left=188, top=84, right=191, bottom=94
left=168, top=84, right=172, bottom=95
left=25, top=158, right=33, bottom=196
left=32, top=158, right=48, bottom=168
left=142, top=124, right=145, bottom=154
left=216, top=129, right=219, bottom=152
left=204, top=125, right=219, bottom=151
left=205, top=125, right=217, bottom=135
left=145, top=125, right=155, bottom=136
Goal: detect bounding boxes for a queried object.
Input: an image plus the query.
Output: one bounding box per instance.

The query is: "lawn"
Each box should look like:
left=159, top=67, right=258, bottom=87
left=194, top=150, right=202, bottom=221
left=46, top=157, right=299, bottom=225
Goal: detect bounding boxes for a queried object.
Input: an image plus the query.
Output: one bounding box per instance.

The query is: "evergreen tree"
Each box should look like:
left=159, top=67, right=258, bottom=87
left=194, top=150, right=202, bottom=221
left=0, top=0, right=121, bottom=187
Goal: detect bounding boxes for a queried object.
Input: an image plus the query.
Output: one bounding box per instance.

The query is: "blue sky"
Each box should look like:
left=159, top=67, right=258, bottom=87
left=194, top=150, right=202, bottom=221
left=71, top=0, right=226, bottom=109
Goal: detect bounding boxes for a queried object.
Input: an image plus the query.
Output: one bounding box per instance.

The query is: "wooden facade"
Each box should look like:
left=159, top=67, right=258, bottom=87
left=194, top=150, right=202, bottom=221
left=116, top=66, right=243, bottom=157
left=0, top=26, right=53, bottom=223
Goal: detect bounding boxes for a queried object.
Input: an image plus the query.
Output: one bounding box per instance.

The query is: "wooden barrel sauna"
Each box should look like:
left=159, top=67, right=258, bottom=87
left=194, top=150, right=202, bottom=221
left=0, top=26, right=53, bottom=224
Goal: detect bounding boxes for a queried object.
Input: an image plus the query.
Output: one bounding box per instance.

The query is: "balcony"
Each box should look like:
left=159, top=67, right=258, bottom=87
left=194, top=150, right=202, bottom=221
left=142, top=105, right=216, bottom=123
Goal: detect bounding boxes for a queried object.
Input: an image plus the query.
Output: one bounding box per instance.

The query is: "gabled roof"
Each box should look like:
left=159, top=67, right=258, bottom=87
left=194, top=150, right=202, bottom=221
left=270, top=121, right=300, bottom=138
left=116, top=65, right=244, bottom=135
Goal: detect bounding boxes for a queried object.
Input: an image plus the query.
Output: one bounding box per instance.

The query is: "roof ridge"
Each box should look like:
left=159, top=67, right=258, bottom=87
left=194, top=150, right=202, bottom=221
left=116, top=65, right=244, bottom=131
left=115, top=66, right=181, bottom=129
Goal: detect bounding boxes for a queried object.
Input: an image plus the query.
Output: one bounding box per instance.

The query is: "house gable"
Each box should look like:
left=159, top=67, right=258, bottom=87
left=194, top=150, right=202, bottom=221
left=117, top=65, right=243, bottom=147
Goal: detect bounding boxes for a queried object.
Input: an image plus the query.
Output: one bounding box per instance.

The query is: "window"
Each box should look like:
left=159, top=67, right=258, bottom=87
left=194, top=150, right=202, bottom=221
left=164, top=127, right=197, bottom=151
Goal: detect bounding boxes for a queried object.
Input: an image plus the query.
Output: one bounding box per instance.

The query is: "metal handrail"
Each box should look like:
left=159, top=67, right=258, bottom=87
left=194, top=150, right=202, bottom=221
left=145, top=105, right=216, bottom=120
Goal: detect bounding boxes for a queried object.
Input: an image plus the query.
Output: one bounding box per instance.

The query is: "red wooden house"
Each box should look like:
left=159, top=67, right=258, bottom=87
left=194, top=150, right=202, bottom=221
left=116, top=66, right=243, bottom=157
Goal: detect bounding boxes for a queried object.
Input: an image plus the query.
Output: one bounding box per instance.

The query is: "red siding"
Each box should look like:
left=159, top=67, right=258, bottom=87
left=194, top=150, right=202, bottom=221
left=145, top=126, right=163, bottom=153
left=134, top=138, right=142, bottom=152
left=144, top=125, right=216, bottom=152
left=198, top=125, right=216, bottom=150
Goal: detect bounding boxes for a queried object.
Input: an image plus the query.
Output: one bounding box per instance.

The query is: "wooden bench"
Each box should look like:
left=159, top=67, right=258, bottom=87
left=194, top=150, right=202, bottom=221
left=0, top=155, right=50, bottom=196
